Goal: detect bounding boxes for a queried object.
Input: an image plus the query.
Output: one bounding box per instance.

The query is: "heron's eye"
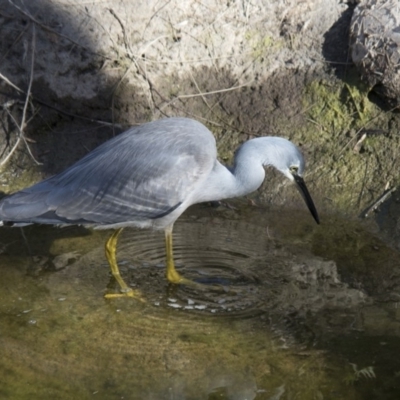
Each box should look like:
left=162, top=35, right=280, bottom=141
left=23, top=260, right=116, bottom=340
left=290, top=166, right=299, bottom=174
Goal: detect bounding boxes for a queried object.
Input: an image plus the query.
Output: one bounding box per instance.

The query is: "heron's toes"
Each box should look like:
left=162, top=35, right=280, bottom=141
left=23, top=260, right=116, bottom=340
left=168, top=274, right=203, bottom=289
left=104, top=288, right=145, bottom=302
left=166, top=268, right=185, bottom=284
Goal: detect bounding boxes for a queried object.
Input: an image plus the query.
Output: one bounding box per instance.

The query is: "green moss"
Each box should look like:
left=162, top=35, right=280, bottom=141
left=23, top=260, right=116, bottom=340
left=245, top=30, right=282, bottom=59
left=0, top=165, right=43, bottom=196
left=304, top=81, right=372, bottom=134
left=296, top=72, right=400, bottom=212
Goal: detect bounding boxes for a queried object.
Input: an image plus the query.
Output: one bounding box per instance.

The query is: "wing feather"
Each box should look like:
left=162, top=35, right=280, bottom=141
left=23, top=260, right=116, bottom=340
left=0, top=118, right=216, bottom=226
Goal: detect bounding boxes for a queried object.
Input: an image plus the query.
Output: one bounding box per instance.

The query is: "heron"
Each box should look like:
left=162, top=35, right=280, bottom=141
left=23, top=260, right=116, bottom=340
left=0, top=117, right=319, bottom=299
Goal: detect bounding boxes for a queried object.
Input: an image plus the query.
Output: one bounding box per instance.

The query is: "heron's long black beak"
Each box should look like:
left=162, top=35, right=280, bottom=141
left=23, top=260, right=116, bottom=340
left=293, top=174, right=320, bottom=224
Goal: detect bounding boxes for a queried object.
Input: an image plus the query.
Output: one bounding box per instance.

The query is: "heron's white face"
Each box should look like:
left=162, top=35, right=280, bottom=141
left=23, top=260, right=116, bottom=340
left=270, top=140, right=305, bottom=181
left=282, top=164, right=301, bottom=181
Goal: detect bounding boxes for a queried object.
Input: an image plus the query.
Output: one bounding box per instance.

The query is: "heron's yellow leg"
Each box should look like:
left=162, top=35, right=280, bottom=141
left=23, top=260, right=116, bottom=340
left=165, top=226, right=220, bottom=289
left=165, top=226, right=187, bottom=284
left=104, top=228, right=143, bottom=300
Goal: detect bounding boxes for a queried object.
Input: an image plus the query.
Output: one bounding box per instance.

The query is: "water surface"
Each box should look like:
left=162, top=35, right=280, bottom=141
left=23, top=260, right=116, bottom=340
left=1, top=203, right=400, bottom=399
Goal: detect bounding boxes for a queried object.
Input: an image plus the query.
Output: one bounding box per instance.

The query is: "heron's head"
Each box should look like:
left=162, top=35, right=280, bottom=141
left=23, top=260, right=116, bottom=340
left=257, top=137, right=305, bottom=180
left=280, top=148, right=305, bottom=182
left=265, top=138, right=319, bottom=224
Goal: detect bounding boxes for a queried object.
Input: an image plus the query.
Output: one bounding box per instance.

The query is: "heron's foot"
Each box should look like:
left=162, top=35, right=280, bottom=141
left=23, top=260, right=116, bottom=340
left=171, top=276, right=200, bottom=287
left=166, top=267, right=198, bottom=287
left=104, top=287, right=145, bottom=302
left=167, top=268, right=207, bottom=289
left=167, top=269, right=241, bottom=296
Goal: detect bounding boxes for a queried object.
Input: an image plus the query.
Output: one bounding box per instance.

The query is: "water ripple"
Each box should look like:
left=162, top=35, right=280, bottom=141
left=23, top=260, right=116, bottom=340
left=114, top=218, right=275, bottom=317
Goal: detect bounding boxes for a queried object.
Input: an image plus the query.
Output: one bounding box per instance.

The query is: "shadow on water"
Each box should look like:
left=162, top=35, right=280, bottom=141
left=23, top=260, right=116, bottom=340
left=1, top=203, right=400, bottom=399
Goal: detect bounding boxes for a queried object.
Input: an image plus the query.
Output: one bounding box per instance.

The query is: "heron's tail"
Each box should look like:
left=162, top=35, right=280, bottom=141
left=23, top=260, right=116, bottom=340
left=0, top=186, right=61, bottom=226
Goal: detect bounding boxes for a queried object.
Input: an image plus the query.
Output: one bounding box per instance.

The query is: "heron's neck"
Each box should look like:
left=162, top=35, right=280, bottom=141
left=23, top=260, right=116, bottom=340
left=194, top=139, right=267, bottom=203
left=230, top=146, right=267, bottom=197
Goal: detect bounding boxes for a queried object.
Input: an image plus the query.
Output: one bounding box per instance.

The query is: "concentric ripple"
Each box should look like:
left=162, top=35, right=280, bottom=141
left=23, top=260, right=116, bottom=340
left=114, top=217, right=277, bottom=316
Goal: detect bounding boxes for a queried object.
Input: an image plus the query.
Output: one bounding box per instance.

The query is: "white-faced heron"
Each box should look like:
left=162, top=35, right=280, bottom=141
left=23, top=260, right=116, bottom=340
left=0, top=117, right=319, bottom=298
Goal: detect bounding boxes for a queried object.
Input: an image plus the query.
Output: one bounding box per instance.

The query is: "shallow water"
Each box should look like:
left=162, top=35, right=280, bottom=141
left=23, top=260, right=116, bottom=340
left=1, top=203, right=400, bottom=399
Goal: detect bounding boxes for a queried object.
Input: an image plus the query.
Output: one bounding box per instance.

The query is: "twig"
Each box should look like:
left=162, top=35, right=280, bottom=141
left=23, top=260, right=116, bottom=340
left=357, top=157, right=369, bottom=209
left=140, top=61, right=165, bottom=116
left=135, top=52, right=254, bottom=65
left=0, top=23, right=41, bottom=167
left=345, top=83, right=364, bottom=122
left=142, top=0, right=172, bottom=39
left=0, top=72, right=24, bottom=93
left=353, top=132, right=367, bottom=153
left=108, top=8, right=133, bottom=56
left=107, top=7, right=167, bottom=120
left=188, top=68, right=212, bottom=110
left=0, top=74, right=118, bottom=128
left=135, top=59, right=170, bottom=117
left=0, top=24, right=29, bottom=67
left=21, top=24, right=35, bottom=137
left=110, top=61, right=136, bottom=135
left=20, top=24, right=41, bottom=165
left=361, top=184, right=395, bottom=218
left=0, top=135, right=22, bottom=167
left=161, top=81, right=253, bottom=111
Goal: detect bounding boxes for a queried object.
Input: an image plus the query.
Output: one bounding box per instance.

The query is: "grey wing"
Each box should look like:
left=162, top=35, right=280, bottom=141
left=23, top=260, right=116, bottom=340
left=0, top=118, right=217, bottom=226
